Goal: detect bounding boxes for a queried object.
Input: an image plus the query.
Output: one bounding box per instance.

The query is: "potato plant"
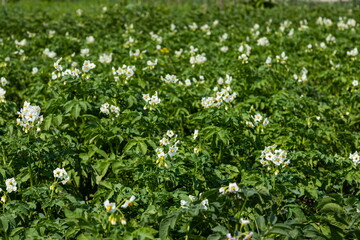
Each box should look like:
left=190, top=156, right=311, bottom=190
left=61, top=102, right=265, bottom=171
left=0, top=0, right=360, bottom=239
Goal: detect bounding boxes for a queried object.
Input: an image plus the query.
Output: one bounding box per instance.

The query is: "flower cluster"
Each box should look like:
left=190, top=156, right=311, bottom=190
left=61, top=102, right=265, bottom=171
left=80, top=48, right=90, bottom=57
left=43, top=48, right=56, bottom=58
left=226, top=232, right=253, bottom=240
left=111, top=64, right=136, bottom=82
left=52, top=58, right=82, bottom=80
left=201, top=87, right=237, bottom=109
left=103, top=200, right=125, bottom=225
left=180, top=195, right=196, bottom=208
left=337, top=17, right=356, bottom=30
left=190, top=53, right=207, bottom=66
left=293, top=67, right=308, bottom=83
left=257, top=37, right=269, bottom=46
left=143, top=91, right=161, bottom=110
left=245, top=113, right=269, bottom=128
left=15, top=39, right=27, bottom=47
left=260, top=145, right=289, bottom=167
left=99, top=53, right=112, bottom=63
left=82, top=60, right=96, bottom=72
left=0, top=77, right=7, bottom=102
left=349, top=152, right=359, bottom=166
left=180, top=195, right=209, bottom=210
left=145, top=59, right=158, bottom=70
left=150, top=32, right=162, bottom=43
left=103, top=196, right=135, bottom=225
left=275, top=52, right=288, bottom=64
left=155, top=130, right=180, bottom=167
left=238, top=54, right=249, bottom=64
left=219, top=182, right=239, bottom=194
left=316, top=17, right=333, bottom=27
left=347, top=47, right=358, bottom=57
left=16, top=101, right=43, bottom=133
left=100, top=103, right=120, bottom=118
left=130, top=49, right=146, bottom=58
left=53, top=168, right=70, bottom=184
left=238, top=44, right=251, bottom=56
left=160, top=74, right=179, bottom=84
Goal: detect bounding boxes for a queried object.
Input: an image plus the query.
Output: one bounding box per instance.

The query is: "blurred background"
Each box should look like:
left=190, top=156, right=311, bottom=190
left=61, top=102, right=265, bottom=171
left=1, top=0, right=360, bottom=8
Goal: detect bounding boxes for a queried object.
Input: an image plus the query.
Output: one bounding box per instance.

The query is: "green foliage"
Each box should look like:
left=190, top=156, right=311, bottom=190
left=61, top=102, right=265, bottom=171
left=0, top=0, right=360, bottom=239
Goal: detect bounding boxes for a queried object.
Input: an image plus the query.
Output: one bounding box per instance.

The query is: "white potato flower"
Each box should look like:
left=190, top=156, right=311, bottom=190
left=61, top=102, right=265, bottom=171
left=99, top=53, right=112, bottom=64
left=257, top=37, right=269, bottom=46
left=238, top=54, right=248, bottom=64
left=82, top=60, right=96, bottom=72
left=349, top=151, right=360, bottom=165
left=86, top=36, right=95, bottom=44
left=1, top=77, right=7, bottom=86
left=228, top=183, right=239, bottom=193
left=104, top=199, right=117, bottom=213
left=43, top=48, right=57, bottom=58
left=5, top=178, right=17, bottom=193
left=32, top=67, right=38, bottom=74
left=121, top=195, right=136, bottom=208
left=200, top=199, right=209, bottom=210
left=240, top=218, right=250, bottom=225
left=190, top=53, right=207, bottom=66
left=193, top=130, right=199, bottom=140
left=265, top=56, right=272, bottom=66
left=80, top=48, right=90, bottom=57
left=347, top=48, right=358, bottom=57
left=168, top=146, right=178, bottom=157
left=15, top=39, right=27, bottom=47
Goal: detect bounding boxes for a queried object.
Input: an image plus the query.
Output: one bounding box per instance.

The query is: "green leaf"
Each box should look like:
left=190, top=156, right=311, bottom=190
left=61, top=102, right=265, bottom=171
left=211, top=225, right=228, bottom=235
left=123, top=141, right=137, bottom=153
left=139, top=142, right=147, bottom=155
left=52, top=114, right=62, bottom=126
left=256, top=216, right=266, bottom=232
left=10, top=227, right=25, bottom=237
left=132, top=227, right=157, bottom=239
left=207, top=233, right=222, bottom=240
left=146, top=139, right=157, bottom=150
left=94, top=161, right=111, bottom=184
left=159, top=211, right=180, bottom=240
left=320, top=203, right=344, bottom=214
left=0, top=215, right=9, bottom=233
left=44, top=114, right=53, bottom=130
left=64, top=100, right=75, bottom=113
left=267, top=227, right=290, bottom=237
left=71, top=103, right=81, bottom=119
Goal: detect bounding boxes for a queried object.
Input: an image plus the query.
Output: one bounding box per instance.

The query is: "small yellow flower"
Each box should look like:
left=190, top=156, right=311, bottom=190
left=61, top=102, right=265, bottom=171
left=160, top=48, right=169, bottom=54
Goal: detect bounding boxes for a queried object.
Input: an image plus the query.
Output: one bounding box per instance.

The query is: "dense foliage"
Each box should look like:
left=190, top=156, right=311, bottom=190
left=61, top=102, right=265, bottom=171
left=1, top=1, right=360, bottom=239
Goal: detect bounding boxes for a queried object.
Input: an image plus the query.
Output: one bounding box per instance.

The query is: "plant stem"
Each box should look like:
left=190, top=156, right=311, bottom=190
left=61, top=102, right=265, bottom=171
left=235, top=198, right=248, bottom=232
left=28, top=164, right=34, bottom=187
left=185, top=223, right=190, bottom=240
